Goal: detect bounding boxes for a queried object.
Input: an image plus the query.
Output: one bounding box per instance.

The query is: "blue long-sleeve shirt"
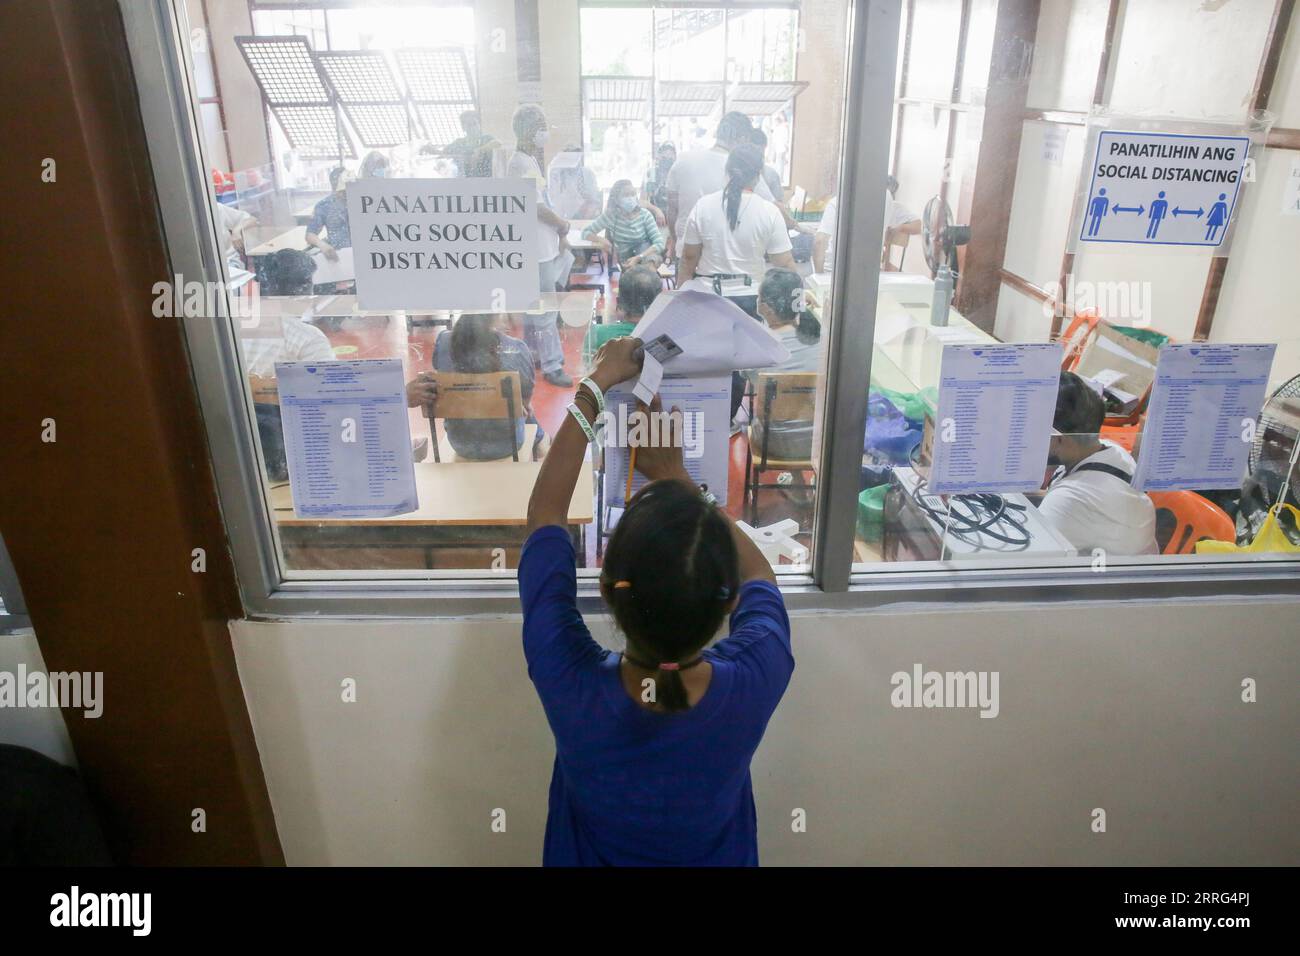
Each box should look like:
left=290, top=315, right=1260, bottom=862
left=518, top=526, right=794, bottom=866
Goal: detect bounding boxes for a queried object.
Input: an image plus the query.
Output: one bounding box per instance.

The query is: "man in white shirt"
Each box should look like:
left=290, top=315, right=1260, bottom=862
left=665, top=112, right=776, bottom=256
left=1037, top=372, right=1158, bottom=556
left=813, top=181, right=921, bottom=274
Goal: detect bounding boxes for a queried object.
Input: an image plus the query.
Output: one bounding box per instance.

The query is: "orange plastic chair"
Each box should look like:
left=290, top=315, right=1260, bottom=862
left=1059, top=308, right=1102, bottom=371
left=1148, top=491, right=1236, bottom=555
left=1099, top=422, right=1140, bottom=453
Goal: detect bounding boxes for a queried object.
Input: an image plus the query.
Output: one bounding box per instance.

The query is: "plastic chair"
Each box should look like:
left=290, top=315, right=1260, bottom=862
left=1059, top=308, right=1102, bottom=371
left=1148, top=491, right=1236, bottom=555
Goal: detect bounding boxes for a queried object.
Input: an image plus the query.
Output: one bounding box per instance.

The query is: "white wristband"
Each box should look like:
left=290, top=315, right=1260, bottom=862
left=566, top=402, right=596, bottom=443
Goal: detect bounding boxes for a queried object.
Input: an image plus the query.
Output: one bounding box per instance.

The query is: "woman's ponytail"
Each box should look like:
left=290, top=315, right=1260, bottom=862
left=723, top=144, right=765, bottom=231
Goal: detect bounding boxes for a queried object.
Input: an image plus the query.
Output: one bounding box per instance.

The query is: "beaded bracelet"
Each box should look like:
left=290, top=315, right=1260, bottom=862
left=578, top=377, right=605, bottom=414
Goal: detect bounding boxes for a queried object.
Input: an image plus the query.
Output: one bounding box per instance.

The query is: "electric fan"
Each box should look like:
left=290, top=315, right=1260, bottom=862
left=1242, top=373, right=1300, bottom=541
left=921, top=196, right=970, bottom=327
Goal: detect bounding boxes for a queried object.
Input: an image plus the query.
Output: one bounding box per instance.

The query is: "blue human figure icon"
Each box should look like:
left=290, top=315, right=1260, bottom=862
left=1087, top=187, right=1109, bottom=237
left=1147, top=190, right=1169, bottom=239
left=1205, top=193, right=1229, bottom=242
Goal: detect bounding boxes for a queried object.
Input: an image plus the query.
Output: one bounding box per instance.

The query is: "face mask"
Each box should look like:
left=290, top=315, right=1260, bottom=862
left=617, top=196, right=638, bottom=213
left=373, top=168, right=388, bottom=178
left=533, top=129, right=550, bottom=147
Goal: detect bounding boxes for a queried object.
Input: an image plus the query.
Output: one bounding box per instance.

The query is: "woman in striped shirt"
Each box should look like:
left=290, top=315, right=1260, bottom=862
left=581, top=180, right=665, bottom=269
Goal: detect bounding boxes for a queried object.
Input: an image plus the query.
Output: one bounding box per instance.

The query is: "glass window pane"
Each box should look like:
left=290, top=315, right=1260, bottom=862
left=852, top=1, right=1300, bottom=575
left=184, top=1, right=847, bottom=583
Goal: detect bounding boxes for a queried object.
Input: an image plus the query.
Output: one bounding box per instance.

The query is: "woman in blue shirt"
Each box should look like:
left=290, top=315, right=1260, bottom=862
left=520, top=337, right=794, bottom=865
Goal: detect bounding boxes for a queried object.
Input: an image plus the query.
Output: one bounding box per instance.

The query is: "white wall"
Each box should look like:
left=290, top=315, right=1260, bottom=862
left=233, top=597, right=1300, bottom=866
left=998, top=0, right=1300, bottom=388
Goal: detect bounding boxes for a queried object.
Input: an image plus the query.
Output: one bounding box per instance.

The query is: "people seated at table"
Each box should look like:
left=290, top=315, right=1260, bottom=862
left=614, top=265, right=663, bottom=323
left=214, top=198, right=256, bottom=279
left=508, top=104, right=573, bottom=387
left=581, top=180, right=666, bottom=269
left=813, top=176, right=922, bottom=274
left=548, top=146, right=603, bottom=220
left=756, top=268, right=822, bottom=373
left=665, top=111, right=777, bottom=259
left=244, top=249, right=335, bottom=482
left=305, top=166, right=352, bottom=262
left=675, top=144, right=796, bottom=318
left=1036, top=371, right=1157, bottom=555
left=405, top=313, right=545, bottom=462
left=743, top=269, right=821, bottom=460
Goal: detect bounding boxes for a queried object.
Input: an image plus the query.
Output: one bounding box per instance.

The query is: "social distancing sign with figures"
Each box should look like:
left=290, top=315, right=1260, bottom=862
left=1077, top=130, right=1250, bottom=248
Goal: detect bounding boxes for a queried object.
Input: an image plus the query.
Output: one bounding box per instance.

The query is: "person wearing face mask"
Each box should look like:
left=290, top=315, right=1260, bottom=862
left=644, top=142, right=676, bottom=213
left=1036, top=371, right=1157, bottom=555
left=580, top=179, right=665, bottom=269
left=507, top=104, right=573, bottom=387
left=359, top=150, right=391, bottom=179
left=547, top=146, right=602, bottom=221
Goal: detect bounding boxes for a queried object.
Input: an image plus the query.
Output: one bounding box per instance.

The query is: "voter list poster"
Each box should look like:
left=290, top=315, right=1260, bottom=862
left=1133, top=344, right=1276, bottom=492
left=603, top=375, right=732, bottom=507
left=929, top=344, right=1063, bottom=495
left=276, top=359, right=418, bottom=519
left=1076, top=130, right=1250, bottom=248
left=347, top=177, right=539, bottom=312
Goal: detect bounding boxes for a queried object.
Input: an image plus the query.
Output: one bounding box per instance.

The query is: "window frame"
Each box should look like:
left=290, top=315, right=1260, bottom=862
left=119, top=0, right=1300, bottom=618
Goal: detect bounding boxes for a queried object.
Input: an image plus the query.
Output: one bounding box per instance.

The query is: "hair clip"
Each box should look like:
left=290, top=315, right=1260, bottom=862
left=717, top=586, right=731, bottom=600
left=613, top=580, right=632, bottom=590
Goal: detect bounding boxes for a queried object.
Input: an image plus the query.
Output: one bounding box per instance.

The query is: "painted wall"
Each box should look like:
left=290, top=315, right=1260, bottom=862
left=232, top=597, right=1299, bottom=866
left=998, top=0, right=1300, bottom=390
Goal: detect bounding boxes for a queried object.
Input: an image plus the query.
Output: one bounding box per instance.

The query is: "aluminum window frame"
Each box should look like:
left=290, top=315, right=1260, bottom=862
left=119, top=0, right=1300, bottom=619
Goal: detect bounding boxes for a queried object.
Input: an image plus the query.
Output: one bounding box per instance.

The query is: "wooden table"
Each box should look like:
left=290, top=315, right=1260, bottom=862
left=269, top=456, right=594, bottom=569
left=248, top=225, right=309, bottom=258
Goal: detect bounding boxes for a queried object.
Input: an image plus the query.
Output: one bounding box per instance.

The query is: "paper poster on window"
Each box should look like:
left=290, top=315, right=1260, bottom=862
left=1133, top=344, right=1276, bottom=492
left=276, top=359, right=418, bottom=519
left=347, top=177, right=539, bottom=311
left=1076, top=130, right=1250, bottom=248
left=929, top=343, right=1064, bottom=495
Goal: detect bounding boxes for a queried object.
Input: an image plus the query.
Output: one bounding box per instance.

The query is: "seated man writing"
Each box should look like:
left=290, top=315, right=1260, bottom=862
left=1037, top=371, right=1157, bottom=556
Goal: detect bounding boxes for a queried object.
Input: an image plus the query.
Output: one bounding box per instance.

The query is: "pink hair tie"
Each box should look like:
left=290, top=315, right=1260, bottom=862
left=658, top=662, right=681, bottom=671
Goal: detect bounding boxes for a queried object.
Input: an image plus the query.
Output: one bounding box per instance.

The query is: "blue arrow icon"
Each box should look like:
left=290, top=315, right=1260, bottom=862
left=1112, top=204, right=1145, bottom=215
left=1172, top=206, right=1204, bottom=218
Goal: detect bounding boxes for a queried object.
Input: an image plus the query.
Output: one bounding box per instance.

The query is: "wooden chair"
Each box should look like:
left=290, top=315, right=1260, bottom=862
left=421, top=370, right=525, bottom=463
left=745, top=372, right=818, bottom=525
left=880, top=227, right=910, bottom=271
